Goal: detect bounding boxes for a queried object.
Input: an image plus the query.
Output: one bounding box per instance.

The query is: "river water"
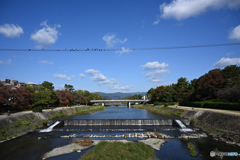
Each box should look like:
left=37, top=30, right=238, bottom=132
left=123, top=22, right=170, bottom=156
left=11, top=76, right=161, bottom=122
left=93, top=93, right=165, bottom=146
left=0, top=104, right=239, bottom=160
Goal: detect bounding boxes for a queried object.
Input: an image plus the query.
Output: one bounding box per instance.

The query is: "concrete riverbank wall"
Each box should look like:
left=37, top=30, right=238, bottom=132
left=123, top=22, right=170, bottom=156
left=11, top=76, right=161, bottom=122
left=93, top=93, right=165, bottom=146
left=0, top=105, right=104, bottom=142
left=132, top=105, right=240, bottom=142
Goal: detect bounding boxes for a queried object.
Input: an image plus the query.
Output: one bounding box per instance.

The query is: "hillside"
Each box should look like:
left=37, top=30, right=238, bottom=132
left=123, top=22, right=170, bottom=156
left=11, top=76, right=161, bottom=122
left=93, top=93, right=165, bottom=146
left=95, top=92, right=147, bottom=99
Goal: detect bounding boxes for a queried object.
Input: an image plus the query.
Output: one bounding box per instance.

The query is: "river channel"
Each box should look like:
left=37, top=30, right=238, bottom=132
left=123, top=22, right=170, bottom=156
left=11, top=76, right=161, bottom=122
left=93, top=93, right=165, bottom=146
left=0, top=104, right=239, bottom=160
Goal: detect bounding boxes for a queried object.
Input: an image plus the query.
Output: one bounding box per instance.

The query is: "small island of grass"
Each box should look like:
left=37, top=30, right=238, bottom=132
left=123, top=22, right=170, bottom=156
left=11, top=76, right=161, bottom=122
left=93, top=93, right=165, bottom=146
left=79, top=141, right=156, bottom=160
left=187, top=142, right=197, bottom=157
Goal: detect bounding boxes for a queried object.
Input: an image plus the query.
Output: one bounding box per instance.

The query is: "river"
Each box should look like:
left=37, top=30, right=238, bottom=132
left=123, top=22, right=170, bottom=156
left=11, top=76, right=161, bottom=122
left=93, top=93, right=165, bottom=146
left=0, top=104, right=239, bottom=160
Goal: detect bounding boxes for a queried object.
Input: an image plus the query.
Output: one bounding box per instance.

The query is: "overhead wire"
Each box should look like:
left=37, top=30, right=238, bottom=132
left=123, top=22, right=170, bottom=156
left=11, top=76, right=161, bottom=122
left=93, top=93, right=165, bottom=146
left=0, top=43, right=239, bottom=52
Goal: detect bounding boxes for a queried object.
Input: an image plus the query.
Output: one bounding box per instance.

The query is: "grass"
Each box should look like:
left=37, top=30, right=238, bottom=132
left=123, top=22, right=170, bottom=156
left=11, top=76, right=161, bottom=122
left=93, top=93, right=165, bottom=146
left=79, top=141, right=156, bottom=160
left=187, top=142, right=197, bottom=157
left=132, top=105, right=183, bottom=118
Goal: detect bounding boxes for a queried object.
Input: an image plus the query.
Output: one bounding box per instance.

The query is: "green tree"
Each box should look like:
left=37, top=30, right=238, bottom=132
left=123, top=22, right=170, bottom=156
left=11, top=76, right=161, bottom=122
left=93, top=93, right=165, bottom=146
left=147, top=88, right=155, bottom=102
left=161, top=85, right=176, bottom=102
left=42, top=81, right=54, bottom=90
left=33, top=87, right=57, bottom=107
left=220, top=65, right=240, bottom=87
left=64, top=84, right=74, bottom=93
left=175, top=77, right=190, bottom=102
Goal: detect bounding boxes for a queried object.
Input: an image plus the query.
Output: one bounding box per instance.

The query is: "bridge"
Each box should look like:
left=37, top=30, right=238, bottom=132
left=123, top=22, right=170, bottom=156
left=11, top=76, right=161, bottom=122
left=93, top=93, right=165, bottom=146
left=90, top=99, right=148, bottom=108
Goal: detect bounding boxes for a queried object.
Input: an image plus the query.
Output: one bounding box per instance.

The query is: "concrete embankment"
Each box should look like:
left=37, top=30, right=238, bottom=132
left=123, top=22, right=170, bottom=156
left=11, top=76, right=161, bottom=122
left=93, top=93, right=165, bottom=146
left=0, top=105, right=105, bottom=142
left=132, top=105, right=240, bottom=144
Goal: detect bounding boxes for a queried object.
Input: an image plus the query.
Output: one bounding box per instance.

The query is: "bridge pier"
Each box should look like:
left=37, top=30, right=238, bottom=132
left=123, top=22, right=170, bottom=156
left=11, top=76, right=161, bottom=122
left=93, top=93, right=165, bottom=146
left=127, top=102, right=131, bottom=108
left=102, top=103, right=105, bottom=106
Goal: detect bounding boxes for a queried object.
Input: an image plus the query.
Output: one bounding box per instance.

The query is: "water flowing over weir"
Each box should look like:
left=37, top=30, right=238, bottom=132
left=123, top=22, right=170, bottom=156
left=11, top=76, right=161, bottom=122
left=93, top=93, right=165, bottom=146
left=63, top=119, right=173, bottom=126
left=39, top=121, right=61, bottom=132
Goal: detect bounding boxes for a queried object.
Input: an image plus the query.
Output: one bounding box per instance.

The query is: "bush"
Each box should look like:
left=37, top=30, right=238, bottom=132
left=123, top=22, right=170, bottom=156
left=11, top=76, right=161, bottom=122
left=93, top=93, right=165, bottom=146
left=32, top=107, right=42, bottom=112
left=154, top=101, right=164, bottom=105
left=169, top=102, right=176, bottom=105
left=164, top=103, right=169, bottom=107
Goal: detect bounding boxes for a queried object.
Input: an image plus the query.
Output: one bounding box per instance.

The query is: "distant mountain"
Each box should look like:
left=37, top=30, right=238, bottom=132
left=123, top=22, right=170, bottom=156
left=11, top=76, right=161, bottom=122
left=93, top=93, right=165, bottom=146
left=95, top=92, right=147, bottom=99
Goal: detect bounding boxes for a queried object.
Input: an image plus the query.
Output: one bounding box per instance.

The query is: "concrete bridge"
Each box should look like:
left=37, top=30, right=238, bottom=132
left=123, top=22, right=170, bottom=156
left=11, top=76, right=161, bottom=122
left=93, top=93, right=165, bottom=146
left=90, top=99, right=148, bottom=108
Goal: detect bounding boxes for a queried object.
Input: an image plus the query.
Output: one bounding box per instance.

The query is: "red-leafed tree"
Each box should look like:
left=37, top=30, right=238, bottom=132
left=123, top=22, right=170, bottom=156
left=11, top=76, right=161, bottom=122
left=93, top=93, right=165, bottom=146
left=55, top=90, right=75, bottom=106
left=72, top=92, right=87, bottom=104
left=194, top=69, right=225, bottom=101
left=0, top=83, right=32, bottom=110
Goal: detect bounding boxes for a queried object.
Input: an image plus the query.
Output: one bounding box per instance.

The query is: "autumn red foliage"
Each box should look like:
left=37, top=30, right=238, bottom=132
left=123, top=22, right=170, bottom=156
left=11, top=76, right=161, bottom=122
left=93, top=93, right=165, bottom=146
left=55, top=90, right=75, bottom=106
left=72, top=92, right=88, bottom=104
left=0, top=83, right=32, bottom=110
left=194, top=70, right=225, bottom=101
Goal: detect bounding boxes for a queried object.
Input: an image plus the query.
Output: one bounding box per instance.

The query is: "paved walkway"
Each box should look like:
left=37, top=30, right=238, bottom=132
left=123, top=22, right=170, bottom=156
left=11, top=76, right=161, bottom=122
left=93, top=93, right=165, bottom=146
left=0, top=105, right=86, bottom=120
left=169, top=105, right=240, bottom=116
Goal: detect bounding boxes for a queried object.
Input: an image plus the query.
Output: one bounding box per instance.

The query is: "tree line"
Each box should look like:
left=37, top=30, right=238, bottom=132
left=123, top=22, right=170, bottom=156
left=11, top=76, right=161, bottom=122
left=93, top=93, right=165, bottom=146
left=147, top=65, right=240, bottom=103
left=0, top=81, right=103, bottom=112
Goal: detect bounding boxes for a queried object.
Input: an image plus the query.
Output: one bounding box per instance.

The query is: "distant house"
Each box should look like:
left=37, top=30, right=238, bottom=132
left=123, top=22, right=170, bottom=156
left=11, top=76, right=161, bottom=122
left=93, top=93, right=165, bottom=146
left=0, top=79, right=41, bottom=89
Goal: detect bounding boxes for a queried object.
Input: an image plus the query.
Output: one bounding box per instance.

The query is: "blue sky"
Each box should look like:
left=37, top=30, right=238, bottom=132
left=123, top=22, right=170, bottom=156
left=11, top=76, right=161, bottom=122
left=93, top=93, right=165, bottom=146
left=0, top=0, right=240, bottom=93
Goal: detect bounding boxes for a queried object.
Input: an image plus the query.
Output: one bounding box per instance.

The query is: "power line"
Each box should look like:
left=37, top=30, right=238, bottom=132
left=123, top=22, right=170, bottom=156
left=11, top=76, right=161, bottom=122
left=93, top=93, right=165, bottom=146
left=0, top=43, right=239, bottom=52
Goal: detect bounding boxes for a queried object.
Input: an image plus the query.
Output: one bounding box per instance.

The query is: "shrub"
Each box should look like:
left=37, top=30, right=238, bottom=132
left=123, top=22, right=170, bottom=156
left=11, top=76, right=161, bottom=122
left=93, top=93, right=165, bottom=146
left=154, top=101, right=164, bottom=105
left=164, top=103, right=169, bottom=107
left=169, top=102, right=176, bottom=105
left=32, top=107, right=42, bottom=112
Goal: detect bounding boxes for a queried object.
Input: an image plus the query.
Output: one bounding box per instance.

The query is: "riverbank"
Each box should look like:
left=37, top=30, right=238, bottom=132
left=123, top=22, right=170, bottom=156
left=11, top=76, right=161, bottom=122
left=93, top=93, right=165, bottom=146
left=132, top=105, right=240, bottom=145
left=0, top=105, right=105, bottom=142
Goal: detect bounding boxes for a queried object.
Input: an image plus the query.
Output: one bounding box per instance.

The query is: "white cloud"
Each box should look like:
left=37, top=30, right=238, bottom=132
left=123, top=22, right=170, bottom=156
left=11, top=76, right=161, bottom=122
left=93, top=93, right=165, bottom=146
left=142, top=61, right=168, bottom=70
left=153, top=16, right=161, bottom=25
left=213, top=57, right=240, bottom=68
left=109, top=84, right=134, bottom=91
left=102, top=33, right=127, bottom=48
left=157, top=0, right=240, bottom=21
left=85, top=69, right=107, bottom=82
left=85, top=69, right=133, bottom=91
left=79, top=73, right=86, bottom=78
left=53, top=74, right=75, bottom=81
left=142, top=61, right=170, bottom=83
left=115, top=47, right=132, bottom=55
left=26, top=82, right=35, bottom=84
left=0, top=24, right=24, bottom=38
left=229, top=25, right=240, bottom=42
left=0, top=59, right=12, bottom=65
left=39, top=60, right=53, bottom=65
left=145, top=69, right=170, bottom=82
left=31, top=21, right=61, bottom=48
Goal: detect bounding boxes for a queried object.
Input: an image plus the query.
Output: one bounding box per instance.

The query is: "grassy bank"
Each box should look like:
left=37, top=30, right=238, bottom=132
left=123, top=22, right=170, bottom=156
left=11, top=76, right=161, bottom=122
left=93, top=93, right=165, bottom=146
left=0, top=116, right=45, bottom=141
left=49, top=105, right=105, bottom=120
left=80, top=141, right=156, bottom=160
left=132, top=105, right=184, bottom=118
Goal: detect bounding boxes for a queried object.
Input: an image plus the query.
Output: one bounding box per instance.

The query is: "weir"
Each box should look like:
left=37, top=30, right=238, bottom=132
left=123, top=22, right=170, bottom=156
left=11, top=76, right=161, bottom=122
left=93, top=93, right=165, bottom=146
left=63, top=119, right=173, bottom=126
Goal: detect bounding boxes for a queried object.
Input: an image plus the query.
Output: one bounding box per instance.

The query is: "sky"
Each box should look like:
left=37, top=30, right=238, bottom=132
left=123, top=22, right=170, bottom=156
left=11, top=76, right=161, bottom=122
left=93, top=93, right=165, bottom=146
left=0, top=0, right=240, bottom=93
